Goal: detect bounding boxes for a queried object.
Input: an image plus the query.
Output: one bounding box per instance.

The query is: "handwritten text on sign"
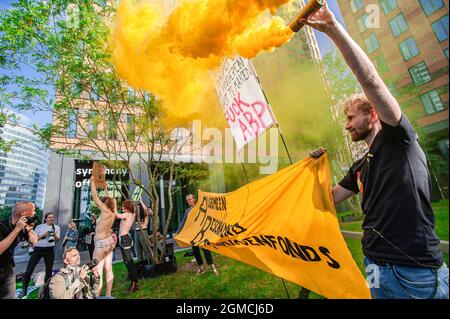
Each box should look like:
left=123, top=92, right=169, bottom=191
left=215, top=56, right=276, bottom=150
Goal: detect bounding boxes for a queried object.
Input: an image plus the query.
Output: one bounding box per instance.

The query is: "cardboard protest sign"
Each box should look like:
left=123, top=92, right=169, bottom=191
left=215, top=55, right=277, bottom=150
left=92, top=161, right=107, bottom=189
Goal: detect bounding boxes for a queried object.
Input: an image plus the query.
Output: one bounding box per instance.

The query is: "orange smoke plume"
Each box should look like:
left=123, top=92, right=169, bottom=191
left=110, top=0, right=295, bottom=117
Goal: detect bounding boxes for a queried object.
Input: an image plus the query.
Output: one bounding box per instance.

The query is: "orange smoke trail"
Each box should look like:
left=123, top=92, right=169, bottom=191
left=110, top=0, right=295, bottom=117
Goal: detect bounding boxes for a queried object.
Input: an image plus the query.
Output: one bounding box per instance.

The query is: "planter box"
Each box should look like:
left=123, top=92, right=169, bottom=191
left=135, top=242, right=177, bottom=279
left=136, top=258, right=177, bottom=279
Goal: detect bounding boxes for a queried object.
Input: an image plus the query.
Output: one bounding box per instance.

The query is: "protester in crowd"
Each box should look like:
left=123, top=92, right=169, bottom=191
left=129, top=216, right=138, bottom=259
left=86, top=214, right=96, bottom=261
left=48, top=248, right=100, bottom=299
left=115, top=200, right=139, bottom=294
left=63, top=221, right=79, bottom=250
left=20, top=212, right=60, bottom=299
left=0, top=202, right=38, bottom=299
left=111, top=218, right=120, bottom=262
left=135, top=201, right=152, bottom=263
left=90, top=175, right=116, bottom=298
left=27, top=220, right=37, bottom=257
left=177, top=194, right=219, bottom=276
left=304, top=3, right=448, bottom=299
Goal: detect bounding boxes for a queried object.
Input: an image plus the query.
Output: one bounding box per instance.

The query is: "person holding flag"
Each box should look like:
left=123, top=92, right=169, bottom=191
left=303, top=3, right=448, bottom=299
left=177, top=194, right=219, bottom=276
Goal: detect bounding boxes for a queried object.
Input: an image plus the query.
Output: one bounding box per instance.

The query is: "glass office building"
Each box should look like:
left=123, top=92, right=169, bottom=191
left=0, top=124, right=50, bottom=209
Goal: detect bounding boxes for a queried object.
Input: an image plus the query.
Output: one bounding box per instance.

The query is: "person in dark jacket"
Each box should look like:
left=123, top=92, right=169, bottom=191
left=177, top=194, right=218, bottom=276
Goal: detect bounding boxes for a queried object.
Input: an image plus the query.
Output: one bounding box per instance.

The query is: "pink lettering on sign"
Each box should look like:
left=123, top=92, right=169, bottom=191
left=224, top=93, right=271, bottom=142
left=225, top=108, right=235, bottom=122
left=238, top=118, right=252, bottom=141
left=250, top=101, right=267, bottom=129
left=243, top=111, right=260, bottom=138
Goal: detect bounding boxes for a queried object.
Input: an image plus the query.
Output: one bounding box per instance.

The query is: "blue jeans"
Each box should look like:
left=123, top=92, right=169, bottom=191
left=364, top=256, right=449, bottom=299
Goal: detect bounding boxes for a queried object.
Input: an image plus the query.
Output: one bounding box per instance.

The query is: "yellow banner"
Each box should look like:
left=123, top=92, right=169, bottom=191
left=175, top=154, right=371, bottom=299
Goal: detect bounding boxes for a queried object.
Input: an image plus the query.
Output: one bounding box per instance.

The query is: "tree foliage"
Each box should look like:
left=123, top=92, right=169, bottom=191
left=0, top=0, right=208, bottom=263
left=0, top=205, right=43, bottom=223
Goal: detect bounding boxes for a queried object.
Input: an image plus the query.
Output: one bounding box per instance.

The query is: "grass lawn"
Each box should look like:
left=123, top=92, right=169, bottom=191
left=108, top=251, right=318, bottom=299
left=23, top=240, right=448, bottom=299
left=108, top=199, right=449, bottom=299
left=339, top=199, right=449, bottom=266
left=22, top=200, right=448, bottom=299
left=340, top=199, right=449, bottom=241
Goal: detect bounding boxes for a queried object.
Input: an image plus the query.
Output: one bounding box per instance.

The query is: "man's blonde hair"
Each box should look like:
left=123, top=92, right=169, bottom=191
left=343, top=93, right=373, bottom=115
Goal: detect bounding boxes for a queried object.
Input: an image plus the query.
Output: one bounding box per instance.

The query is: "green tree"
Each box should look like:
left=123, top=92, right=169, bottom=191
left=0, top=0, right=207, bottom=264
left=321, top=47, right=363, bottom=216
left=322, top=47, right=361, bottom=103
left=0, top=205, right=43, bottom=223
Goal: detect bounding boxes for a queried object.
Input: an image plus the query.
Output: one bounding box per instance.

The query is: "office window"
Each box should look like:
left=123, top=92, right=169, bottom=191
left=386, top=82, right=398, bottom=96
left=432, top=15, right=449, bottom=41
left=88, top=111, right=99, bottom=139
left=67, top=110, right=78, bottom=138
left=107, top=113, right=117, bottom=140
left=399, top=37, right=420, bottom=61
left=444, top=48, right=449, bottom=61
left=97, top=0, right=108, bottom=7
left=364, top=33, right=379, bottom=53
left=438, top=139, right=449, bottom=160
left=127, top=87, right=135, bottom=104
left=409, top=62, right=432, bottom=85
left=89, top=90, right=99, bottom=101
left=380, top=0, right=398, bottom=14
left=71, top=81, right=82, bottom=97
left=419, top=0, right=445, bottom=16
left=357, top=13, right=369, bottom=32
left=127, top=114, right=135, bottom=141
left=350, top=0, right=364, bottom=13
left=374, top=54, right=389, bottom=73
left=389, top=14, right=408, bottom=37
left=420, top=90, right=444, bottom=115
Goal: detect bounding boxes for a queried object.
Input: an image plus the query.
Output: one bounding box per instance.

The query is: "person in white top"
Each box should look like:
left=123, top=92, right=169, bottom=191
left=19, top=212, right=60, bottom=298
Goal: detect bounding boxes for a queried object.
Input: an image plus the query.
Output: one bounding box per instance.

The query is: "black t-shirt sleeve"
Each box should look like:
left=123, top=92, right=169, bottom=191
left=0, top=220, right=26, bottom=242
left=338, top=165, right=359, bottom=194
left=380, top=114, right=417, bottom=145
left=0, top=220, right=10, bottom=241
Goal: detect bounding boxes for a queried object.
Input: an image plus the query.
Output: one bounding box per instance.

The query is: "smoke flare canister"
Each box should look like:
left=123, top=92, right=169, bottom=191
left=289, top=0, right=324, bottom=32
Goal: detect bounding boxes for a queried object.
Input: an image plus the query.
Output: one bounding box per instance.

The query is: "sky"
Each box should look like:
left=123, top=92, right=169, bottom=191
left=0, top=0, right=345, bottom=128
left=313, top=0, right=346, bottom=55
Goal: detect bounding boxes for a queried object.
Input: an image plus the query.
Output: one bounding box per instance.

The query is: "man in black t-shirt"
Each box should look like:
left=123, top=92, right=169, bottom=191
left=0, top=202, right=38, bottom=299
left=303, top=4, right=448, bottom=299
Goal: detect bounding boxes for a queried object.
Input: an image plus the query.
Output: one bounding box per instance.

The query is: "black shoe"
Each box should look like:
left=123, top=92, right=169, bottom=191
left=124, top=281, right=138, bottom=295
left=298, top=287, right=311, bottom=299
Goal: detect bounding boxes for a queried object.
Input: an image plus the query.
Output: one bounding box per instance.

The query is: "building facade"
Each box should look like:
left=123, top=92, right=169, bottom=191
left=337, top=0, right=449, bottom=155
left=0, top=124, right=50, bottom=209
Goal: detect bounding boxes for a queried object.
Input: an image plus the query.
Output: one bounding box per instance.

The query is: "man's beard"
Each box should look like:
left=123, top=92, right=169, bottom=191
left=350, top=126, right=372, bottom=142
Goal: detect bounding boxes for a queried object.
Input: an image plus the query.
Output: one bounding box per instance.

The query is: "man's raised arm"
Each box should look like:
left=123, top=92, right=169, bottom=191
left=301, top=2, right=401, bottom=126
